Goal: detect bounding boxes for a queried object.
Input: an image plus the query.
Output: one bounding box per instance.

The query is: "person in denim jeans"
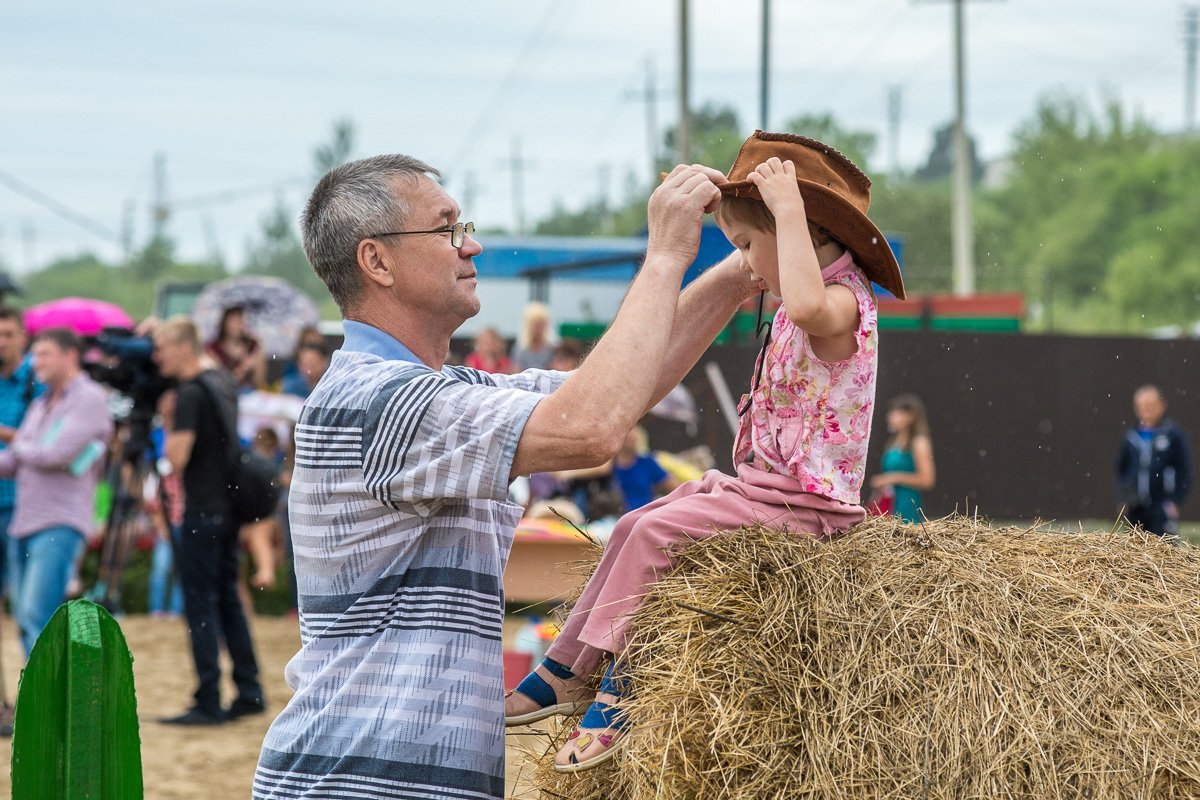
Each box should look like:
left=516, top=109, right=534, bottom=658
left=0, top=328, right=112, bottom=655
left=0, top=306, right=41, bottom=601
left=146, top=420, right=184, bottom=617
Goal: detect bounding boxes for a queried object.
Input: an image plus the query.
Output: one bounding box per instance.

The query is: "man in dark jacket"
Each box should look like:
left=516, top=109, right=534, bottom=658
left=1116, top=385, right=1192, bottom=538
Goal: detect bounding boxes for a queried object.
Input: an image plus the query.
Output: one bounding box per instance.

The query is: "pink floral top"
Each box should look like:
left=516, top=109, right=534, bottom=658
left=733, top=253, right=878, bottom=505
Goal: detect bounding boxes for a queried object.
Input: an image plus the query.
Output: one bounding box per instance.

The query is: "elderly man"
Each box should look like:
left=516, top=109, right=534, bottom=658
left=253, top=155, right=760, bottom=799
left=0, top=328, right=111, bottom=655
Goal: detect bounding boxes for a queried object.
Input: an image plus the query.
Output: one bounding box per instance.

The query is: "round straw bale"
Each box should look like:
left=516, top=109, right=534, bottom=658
left=521, top=516, right=1200, bottom=799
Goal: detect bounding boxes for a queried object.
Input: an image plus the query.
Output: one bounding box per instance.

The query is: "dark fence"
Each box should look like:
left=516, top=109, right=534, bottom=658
left=645, top=332, right=1200, bottom=523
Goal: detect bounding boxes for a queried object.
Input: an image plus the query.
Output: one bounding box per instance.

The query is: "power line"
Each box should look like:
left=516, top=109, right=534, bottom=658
left=449, top=1, right=573, bottom=167
left=0, top=168, right=121, bottom=243
left=171, top=177, right=307, bottom=210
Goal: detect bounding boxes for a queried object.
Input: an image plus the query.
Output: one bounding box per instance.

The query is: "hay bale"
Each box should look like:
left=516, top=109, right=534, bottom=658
left=522, top=516, right=1200, bottom=799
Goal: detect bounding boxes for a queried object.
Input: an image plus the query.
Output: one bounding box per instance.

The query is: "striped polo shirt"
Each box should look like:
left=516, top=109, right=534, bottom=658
left=254, top=321, right=565, bottom=800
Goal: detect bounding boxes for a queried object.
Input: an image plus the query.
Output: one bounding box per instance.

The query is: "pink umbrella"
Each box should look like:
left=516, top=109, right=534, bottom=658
left=24, top=297, right=135, bottom=337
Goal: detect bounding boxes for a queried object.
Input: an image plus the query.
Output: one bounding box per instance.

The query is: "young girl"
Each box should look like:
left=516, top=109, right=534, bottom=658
left=871, top=393, right=937, bottom=523
left=504, top=132, right=906, bottom=772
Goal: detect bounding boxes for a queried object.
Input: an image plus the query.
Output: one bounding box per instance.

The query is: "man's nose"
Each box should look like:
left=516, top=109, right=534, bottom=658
left=460, top=234, right=483, bottom=257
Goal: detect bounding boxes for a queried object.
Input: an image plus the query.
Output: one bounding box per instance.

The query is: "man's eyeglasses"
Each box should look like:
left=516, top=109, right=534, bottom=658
left=368, top=221, right=476, bottom=248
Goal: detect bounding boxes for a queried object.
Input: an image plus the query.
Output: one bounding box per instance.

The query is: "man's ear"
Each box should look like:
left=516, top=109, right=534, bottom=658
left=357, top=239, right=395, bottom=289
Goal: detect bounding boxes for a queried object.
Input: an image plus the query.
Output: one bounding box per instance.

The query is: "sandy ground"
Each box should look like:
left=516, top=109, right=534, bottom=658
left=0, top=612, right=550, bottom=798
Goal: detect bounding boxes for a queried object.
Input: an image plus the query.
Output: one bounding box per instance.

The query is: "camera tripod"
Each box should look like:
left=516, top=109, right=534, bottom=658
left=88, top=415, right=169, bottom=614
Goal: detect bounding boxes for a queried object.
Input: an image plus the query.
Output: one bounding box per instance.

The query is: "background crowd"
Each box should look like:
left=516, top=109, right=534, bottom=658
left=0, top=287, right=1187, bottom=734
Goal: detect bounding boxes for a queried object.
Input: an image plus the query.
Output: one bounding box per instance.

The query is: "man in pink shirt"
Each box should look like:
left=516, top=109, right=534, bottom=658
left=0, top=327, right=112, bottom=655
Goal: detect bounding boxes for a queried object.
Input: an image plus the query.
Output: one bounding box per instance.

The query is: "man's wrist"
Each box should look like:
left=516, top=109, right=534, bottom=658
left=641, top=247, right=691, bottom=276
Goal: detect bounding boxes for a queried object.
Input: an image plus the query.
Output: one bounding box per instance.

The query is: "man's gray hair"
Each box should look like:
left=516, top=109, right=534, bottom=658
left=301, top=154, right=441, bottom=314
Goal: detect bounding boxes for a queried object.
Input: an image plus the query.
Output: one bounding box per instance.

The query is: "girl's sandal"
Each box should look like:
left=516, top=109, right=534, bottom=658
left=504, top=658, right=590, bottom=727
left=553, top=698, right=628, bottom=773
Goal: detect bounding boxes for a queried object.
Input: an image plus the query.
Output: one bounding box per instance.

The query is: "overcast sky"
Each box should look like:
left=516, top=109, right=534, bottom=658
left=0, top=0, right=1185, bottom=275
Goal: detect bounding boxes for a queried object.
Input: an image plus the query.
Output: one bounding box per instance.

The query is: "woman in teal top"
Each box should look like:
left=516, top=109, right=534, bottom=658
left=870, top=394, right=936, bottom=523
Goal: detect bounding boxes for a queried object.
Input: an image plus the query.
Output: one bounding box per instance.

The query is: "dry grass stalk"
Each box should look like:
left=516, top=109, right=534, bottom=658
left=517, top=515, right=1200, bottom=799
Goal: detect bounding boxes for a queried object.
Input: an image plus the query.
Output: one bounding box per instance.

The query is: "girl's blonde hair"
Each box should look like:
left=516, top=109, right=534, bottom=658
left=517, top=301, right=556, bottom=350
left=887, top=393, right=930, bottom=449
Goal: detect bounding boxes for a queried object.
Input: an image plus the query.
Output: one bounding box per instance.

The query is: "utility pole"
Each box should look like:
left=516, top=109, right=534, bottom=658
left=151, top=152, right=169, bottom=243
left=500, top=138, right=532, bottom=236
left=626, top=57, right=661, bottom=179
left=21, top=223, right=35, bottom=273
left=597, top=162, right=613, bottom=234
left=950, top=0, right=974, bottom=296
left=596, top=162, right=612, bottom=208
left=887, top=85, right=903, bottom=176
left=919, top=0, right=1002, bottom=297
left=461, top=171, right=478, bottom=216
left=677, top=0, right=691, bottom=162
left=120, top=199, right=136, bottom=262
left=202, top=214, right=222, bottom=266
left=1186, top=5, right=1198, bottom=132
left=760, top=0, right=770, bottom=130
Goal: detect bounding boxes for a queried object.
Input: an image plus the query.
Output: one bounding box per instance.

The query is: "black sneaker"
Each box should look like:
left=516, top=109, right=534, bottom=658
left=160, top=707, right=225, bottom=726
left=225, top=697, right=267, bottom=721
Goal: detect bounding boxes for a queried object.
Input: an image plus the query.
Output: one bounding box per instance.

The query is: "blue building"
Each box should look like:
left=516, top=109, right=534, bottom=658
left=464, top=225, right=736, bottom=338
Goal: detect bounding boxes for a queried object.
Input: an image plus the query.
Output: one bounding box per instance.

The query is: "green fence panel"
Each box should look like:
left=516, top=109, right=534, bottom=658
left=12, top=599, right=143, bottom=799
left=558, top=321, right=608, bottom=341
left=877, top=316, right=924, bottom=330
left=928, top=316, right=1021, bottom=333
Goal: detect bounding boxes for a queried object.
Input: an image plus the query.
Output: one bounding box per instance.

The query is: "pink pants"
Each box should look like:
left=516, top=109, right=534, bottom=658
left=545, top=464, right=865, bottom=676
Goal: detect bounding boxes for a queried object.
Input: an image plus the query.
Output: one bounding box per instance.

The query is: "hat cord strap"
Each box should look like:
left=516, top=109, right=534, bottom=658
left=737, top=291, right=772, bottom=418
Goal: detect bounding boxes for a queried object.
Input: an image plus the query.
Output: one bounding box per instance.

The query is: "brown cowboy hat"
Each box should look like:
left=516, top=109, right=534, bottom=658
left=719, top=130, right=906, bottom=300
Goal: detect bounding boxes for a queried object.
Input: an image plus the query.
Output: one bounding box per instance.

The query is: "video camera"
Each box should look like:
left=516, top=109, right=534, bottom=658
left=84, top=330, right=173, bottom=446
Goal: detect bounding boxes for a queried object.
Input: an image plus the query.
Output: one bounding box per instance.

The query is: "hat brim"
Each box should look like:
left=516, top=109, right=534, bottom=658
left=719, top=179, right=906, bottom=300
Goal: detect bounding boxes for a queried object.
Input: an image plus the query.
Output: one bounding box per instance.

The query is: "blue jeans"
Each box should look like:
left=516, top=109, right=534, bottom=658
left=0, top=507, right=12, bottom=600
left=148, top=529, right=184, bottom=615
left=7, top=526, right=86, bottom=656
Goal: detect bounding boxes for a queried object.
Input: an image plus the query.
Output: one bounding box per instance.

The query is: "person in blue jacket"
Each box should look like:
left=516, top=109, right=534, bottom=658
left=611, top=426, right=680, bottom=513
left=1116, top=385, right=1192, bottom=538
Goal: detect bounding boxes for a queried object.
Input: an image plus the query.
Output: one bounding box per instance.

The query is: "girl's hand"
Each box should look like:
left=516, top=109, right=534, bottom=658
left=747, top=157, right=804, bottom=215
left=870, top=474, right=892, bottom=490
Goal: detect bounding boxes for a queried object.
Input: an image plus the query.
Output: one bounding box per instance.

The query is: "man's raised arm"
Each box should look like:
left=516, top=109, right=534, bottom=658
left=511, top=165, right=725, bottom=477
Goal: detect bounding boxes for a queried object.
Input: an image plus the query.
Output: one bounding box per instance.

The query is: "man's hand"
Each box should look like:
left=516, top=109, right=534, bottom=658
left=646, top=164, right=726, bottom=270
left=747, top=157, right=804, bottom=216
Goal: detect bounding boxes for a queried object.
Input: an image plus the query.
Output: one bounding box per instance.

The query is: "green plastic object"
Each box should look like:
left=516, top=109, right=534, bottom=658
left=877, top=315, right=1022, bottom=333
left=12, top=599, right=143, bottom=799
left=929, top=316, right=1021, bottom=332
left=558, top=321, right=608, bottom=341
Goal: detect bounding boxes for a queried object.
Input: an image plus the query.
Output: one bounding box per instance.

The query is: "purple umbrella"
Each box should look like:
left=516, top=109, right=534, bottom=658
left=192, top=276, right=320, bottom=357
left=24, top=297, right=134, bottom=337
